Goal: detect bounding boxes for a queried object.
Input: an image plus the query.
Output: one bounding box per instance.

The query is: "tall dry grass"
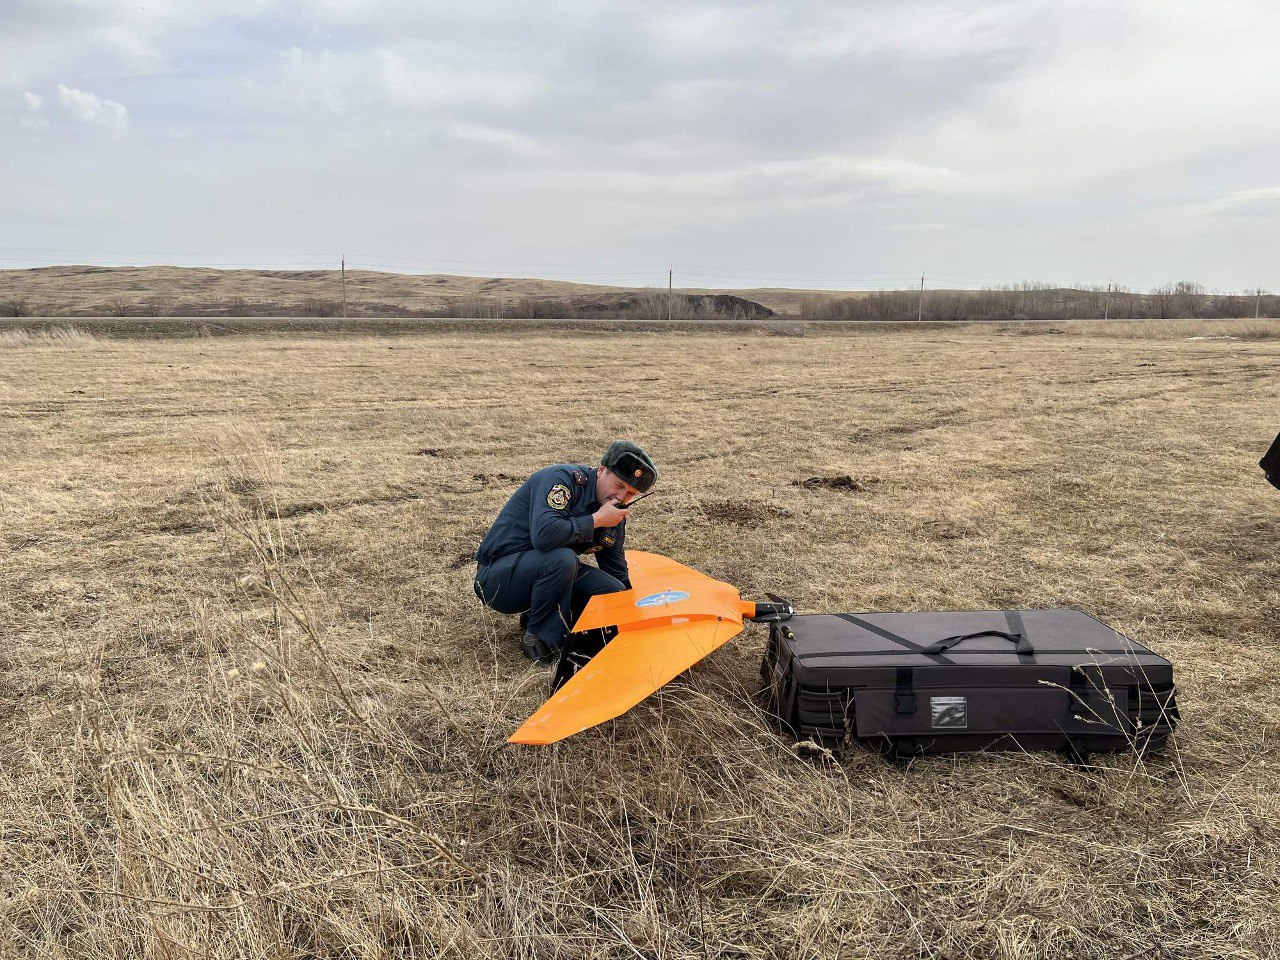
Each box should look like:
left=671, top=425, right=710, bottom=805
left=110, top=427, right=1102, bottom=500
left=1, top=327, right=1277, bottom=958
left=0, top=325, right=98, bottom=348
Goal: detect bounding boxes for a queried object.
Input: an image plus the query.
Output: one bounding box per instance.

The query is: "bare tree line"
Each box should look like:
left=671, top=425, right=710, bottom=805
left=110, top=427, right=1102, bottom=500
left=801, top=281, right=1276, bottom=322
left=435, top=293, right=773, bottom=321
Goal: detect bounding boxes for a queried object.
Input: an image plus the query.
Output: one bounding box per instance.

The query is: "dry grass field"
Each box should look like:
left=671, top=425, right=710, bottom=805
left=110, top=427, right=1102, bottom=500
left=2, top=320, right=1278, bottom=959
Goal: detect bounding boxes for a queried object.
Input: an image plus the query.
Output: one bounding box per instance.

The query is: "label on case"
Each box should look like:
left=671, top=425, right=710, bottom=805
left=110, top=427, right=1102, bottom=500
left=931, top=696, right=968, bottom=729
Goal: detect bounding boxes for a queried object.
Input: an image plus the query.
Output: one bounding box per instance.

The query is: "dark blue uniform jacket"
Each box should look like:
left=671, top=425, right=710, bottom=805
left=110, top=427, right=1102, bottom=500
left=474, top=464, right=630, bottom=587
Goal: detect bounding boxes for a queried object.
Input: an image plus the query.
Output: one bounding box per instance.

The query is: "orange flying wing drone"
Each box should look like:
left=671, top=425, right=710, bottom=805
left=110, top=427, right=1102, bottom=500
left=508, top=551, right=792, bottom=745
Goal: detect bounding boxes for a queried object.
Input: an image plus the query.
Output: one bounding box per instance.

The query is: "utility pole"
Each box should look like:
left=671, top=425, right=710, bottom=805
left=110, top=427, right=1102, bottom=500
left=917, top=274, right=925, bottom=323
left=667, top=266, right=673, bottom=322
left=1103, top=281, right=1112, bottom=321
left=1256, top=288, right=1263, bottom=320
left=341, top=255, right=348, bottom=318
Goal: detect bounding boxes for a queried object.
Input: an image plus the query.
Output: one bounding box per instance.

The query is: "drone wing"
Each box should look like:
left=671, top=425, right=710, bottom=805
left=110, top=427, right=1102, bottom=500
left=507, top=551, right=756, bottom=745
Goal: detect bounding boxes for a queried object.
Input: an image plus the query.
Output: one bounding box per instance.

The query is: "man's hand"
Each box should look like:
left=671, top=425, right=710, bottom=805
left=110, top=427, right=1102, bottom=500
left=592, top=500, right=630, bottom=529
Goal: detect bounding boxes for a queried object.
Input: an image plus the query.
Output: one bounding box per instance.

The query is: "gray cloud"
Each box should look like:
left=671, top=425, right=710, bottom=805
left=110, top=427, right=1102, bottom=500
left=2, top=0, right=1278, bottom=290
left=1184, top=187, right=1280, bottom=219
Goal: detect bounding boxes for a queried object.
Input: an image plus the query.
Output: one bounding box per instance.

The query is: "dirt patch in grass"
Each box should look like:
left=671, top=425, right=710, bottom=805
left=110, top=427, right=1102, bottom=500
left=700, top=499, right=793, bottom=525
left=792, top=474, right=877, bottom=492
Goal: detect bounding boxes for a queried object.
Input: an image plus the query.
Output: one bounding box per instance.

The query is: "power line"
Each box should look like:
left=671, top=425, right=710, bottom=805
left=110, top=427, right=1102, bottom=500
left=0, top=246, right=674, bottom=270
left=0, top=251, right=1270, bottom=296
left=0, top=247, right=1127, bottom=285
left=0, top=255, right=672, bottom=279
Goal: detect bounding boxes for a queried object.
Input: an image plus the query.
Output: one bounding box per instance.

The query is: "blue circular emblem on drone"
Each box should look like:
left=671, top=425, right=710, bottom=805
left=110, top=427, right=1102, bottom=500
left=635, top=590, right=690, bottom=608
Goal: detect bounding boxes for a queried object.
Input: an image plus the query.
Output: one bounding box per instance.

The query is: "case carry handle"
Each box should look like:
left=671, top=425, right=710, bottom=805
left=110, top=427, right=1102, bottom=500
left=922, top=630, right=1033, bottom=656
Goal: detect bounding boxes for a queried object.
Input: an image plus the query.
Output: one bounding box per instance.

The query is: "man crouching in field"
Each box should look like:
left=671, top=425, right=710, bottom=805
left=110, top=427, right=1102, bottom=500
left=473, top=441, right=658, bottom=665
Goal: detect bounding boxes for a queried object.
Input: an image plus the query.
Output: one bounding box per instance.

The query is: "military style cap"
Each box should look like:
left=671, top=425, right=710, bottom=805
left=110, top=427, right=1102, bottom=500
left=602, top=440, right=658, bottom=494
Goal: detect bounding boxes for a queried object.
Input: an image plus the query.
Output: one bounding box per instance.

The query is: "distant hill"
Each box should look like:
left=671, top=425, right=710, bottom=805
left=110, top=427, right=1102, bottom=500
left=0, top=266, right=855, bottom=319
left=4, top=267, right=1273, bottom=322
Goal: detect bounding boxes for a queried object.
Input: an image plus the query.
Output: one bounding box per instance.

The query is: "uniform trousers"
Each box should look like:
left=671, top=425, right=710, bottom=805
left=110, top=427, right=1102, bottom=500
left=474, top=547, right=626, bottom=649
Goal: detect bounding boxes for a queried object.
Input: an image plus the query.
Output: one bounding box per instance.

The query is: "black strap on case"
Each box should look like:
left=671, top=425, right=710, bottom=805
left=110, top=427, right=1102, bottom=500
left=922, top=629, right=1034, bottom=656
left=837, top=614, right=953, bottom=664
left=895, top=667, right=917, bottom=714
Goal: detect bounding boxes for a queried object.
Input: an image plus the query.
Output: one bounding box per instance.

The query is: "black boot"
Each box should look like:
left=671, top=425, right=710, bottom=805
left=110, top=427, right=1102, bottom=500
left=519, top=632, right=558, bottom=667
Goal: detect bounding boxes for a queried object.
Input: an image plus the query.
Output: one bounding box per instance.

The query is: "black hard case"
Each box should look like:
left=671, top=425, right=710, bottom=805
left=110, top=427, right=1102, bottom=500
left=761, top=610, right=1177, bottom=758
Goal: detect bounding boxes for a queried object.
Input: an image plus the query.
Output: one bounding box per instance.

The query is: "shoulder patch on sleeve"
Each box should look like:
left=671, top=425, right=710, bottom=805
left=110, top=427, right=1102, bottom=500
left=546, top=483, right=572, bottom=510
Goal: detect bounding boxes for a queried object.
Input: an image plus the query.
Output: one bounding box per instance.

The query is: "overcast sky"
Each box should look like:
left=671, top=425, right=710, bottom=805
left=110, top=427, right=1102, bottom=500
left=2, top=0, right=1277, bottom=291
